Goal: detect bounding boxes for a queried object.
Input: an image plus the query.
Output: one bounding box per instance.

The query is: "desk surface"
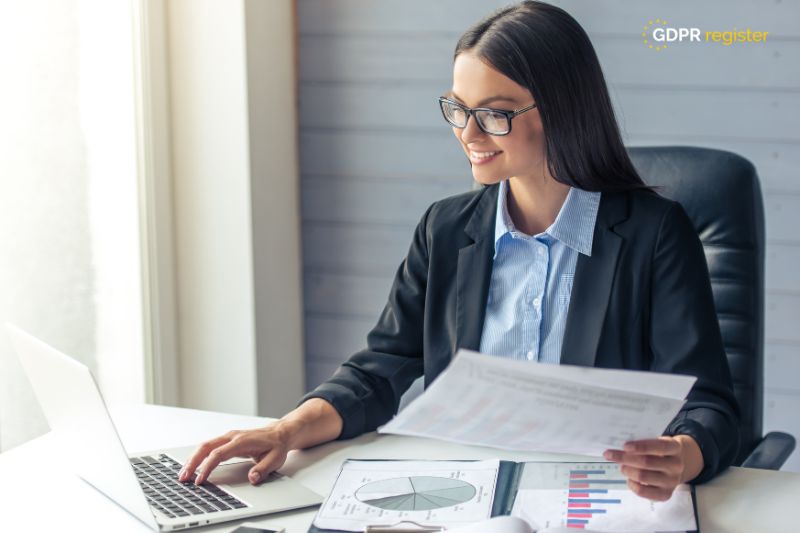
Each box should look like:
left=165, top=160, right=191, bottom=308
left=1, top=404, right=798, bottom=533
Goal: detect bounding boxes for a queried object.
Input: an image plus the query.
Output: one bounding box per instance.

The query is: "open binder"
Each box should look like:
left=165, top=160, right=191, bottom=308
left=308, top=459, right=699, bottom=533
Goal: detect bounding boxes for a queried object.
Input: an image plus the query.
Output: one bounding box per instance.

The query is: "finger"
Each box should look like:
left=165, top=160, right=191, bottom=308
left=603, top=449, right=681, bottom=473
left=248, top=448, right=286, bottom=485
left=623, top=437, right=681, bottom=456
left=627, top=479, right=675, bottom=502
left=195, top=440, right=240, bottom=485
left=619, top=465, right=680, bottom=489
left=179, top=434, right=234, bottom=481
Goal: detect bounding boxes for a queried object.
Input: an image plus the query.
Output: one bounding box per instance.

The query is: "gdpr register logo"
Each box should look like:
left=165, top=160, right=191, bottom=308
left=642, top=18, right=770, bottom=51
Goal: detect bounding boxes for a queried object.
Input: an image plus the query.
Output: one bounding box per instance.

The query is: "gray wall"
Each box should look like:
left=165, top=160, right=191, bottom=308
left=297, top=0, right=800, bottom=471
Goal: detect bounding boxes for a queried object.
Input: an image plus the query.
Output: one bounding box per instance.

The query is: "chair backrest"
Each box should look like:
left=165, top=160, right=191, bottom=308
left=628, top=145, right=764, bottom=465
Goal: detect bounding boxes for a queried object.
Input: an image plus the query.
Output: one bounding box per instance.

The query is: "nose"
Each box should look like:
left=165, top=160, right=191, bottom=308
left=458, top=114, right=486, bottom=145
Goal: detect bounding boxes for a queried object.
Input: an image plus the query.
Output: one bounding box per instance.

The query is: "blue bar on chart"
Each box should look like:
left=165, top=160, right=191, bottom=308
left=568, top=499, right=622, bottom=504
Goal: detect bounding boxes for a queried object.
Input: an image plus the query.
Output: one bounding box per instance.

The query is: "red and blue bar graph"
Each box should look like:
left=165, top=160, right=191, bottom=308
left=565, top=469, right=625, bottom=529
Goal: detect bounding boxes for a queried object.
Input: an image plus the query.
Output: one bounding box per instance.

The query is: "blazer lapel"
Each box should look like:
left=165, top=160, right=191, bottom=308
left=455, top=185, right=498, bottom=352
left=560, top=192, right=628, bottom=367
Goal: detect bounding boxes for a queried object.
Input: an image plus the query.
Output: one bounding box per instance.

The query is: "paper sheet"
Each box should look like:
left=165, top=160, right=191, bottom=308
left=511, top=462, right=696, bottom=532
left=312, top=459, right=500, bottom=532
left=445, top=516, right=533, bottom=533
left=379, top=350, right=696, bottom=456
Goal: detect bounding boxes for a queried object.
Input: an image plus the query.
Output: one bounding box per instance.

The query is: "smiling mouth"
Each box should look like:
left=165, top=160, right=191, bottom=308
left=469, top=150, right=503, bottom=163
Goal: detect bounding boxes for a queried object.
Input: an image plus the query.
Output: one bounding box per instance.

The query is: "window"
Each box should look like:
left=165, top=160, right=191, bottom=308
left=0, top=0, right=145, bottom=451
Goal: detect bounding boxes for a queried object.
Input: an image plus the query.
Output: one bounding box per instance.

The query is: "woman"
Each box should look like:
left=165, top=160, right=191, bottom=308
left=180, top=1, right=740, bottom=502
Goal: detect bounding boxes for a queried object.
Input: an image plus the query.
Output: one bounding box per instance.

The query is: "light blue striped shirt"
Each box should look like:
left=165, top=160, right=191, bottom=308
left=479, top=180, right=601, bottom=363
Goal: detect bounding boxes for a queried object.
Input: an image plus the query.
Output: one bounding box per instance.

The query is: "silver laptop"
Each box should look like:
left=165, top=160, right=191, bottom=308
left=6, top=323, right=323, bottom=531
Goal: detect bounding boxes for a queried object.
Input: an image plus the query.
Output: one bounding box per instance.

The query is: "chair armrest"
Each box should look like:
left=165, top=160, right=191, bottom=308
left=741, top=431, right=796, bottom=470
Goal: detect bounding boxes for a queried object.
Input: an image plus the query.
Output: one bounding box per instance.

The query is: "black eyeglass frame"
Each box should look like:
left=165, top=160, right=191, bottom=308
left=438, top=96, right=537, bottom=136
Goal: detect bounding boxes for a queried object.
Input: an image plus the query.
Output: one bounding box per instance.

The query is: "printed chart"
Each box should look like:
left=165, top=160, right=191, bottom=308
left=564, top=467, right=630, bottom=528
left=356, top=476, right=477, bottom=511
left=511, top=462, right=696, bottom=531
left=312, top=459, right=498, bottom=532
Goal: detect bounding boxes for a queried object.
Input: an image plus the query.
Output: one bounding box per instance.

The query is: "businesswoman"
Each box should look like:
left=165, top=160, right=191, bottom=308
left=181, top=1, right=740, bottom=501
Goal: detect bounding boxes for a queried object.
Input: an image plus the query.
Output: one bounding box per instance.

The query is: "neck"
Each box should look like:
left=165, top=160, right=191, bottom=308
left=505, top=175, right=570, bottom=236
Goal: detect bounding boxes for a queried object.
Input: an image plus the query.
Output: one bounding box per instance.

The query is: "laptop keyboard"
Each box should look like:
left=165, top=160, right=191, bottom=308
left=130, top=454, right=248, bottom=519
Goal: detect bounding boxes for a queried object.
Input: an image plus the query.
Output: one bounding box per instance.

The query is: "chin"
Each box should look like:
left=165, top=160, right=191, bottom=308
left=471, top=171, right=505, bottom=187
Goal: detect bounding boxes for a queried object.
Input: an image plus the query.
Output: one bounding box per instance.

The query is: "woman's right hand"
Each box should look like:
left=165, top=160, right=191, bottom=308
left=177, top=398, right=344, bottom=486
left=178, top=421, right=299, bottom=486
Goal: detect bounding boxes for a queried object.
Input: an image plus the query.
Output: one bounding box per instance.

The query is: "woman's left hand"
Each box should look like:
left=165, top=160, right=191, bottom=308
left=603, top=435, right=704, bottom=501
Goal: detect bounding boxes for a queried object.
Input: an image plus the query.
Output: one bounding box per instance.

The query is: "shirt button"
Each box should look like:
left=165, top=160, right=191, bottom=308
left=537, top=247, right=545, bottom=255
left=533, top=297, right=541, bottom=307
left=526, top=351, right=534, bottom=360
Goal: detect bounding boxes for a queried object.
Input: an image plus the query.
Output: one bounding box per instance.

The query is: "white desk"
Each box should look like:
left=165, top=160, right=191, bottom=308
left=1, top=404, right=798, bottom=532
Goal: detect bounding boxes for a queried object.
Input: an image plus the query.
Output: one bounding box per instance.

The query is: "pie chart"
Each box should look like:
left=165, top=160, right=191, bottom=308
left=355, top=476, right=477, bottom=511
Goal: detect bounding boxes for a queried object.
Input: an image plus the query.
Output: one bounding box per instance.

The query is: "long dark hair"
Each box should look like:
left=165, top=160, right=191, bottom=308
left=455, top=1, right=649, bottom=192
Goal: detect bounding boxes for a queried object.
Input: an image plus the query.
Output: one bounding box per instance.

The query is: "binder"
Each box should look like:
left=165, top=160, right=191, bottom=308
left=307, top=460, right=699, bottom=533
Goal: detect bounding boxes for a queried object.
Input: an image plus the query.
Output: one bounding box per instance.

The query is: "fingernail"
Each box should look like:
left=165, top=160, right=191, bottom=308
left=603, top=450, right=613, bottom=460
left=250, top=471, right=260, bottom=483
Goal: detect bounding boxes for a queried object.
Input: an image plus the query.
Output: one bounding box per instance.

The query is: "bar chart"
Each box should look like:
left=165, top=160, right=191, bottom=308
left=510, top=462, right=697, bottom=532
left=565, top=468, right=627, bottom=529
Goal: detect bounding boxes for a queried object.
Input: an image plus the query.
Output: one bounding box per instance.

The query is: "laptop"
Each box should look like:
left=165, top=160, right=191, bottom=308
left=5, top=323, right=323, bottom=531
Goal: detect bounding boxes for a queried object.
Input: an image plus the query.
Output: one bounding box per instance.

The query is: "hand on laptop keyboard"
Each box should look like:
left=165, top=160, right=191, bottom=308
left=178, top=424, right=292, bottom=486
left=179, top=398, right=343, bottom=486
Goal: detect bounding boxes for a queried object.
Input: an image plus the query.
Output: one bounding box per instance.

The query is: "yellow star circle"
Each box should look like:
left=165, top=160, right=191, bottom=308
left=643, top=19, right=669, bottom=51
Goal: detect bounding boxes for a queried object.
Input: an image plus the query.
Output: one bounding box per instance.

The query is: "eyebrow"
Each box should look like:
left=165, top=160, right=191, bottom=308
left=444, top=91, right=520, bottom=107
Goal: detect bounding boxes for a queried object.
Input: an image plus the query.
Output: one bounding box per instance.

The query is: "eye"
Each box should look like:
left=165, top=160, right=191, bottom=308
left=476, top=110, right=507, bottom=131
left=450, top=106, right=467, bottom=120
left=442, top=102, right=466, bottom=122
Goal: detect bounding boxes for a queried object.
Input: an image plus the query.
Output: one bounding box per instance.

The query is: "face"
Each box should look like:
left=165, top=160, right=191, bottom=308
left=448, top=51, right=548, bottom=186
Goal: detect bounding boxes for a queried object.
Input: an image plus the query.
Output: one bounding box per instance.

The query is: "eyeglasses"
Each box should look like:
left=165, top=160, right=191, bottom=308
left=438, top=97, right=537, bottom=136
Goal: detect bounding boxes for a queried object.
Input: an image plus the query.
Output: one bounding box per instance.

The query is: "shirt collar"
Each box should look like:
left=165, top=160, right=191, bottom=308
left=493, top=179, right=601, bottom=257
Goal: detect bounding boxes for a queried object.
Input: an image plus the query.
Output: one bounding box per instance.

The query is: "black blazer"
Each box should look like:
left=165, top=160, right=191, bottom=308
left=302, top=183, right=740, bottom=483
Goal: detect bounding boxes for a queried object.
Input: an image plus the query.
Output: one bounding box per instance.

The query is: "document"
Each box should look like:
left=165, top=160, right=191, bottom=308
left=310, top=459, right=500, bottom=532
left=510, top=462, right=696, bottom=532
left=308, top=460, right=697, bottom=533
left=445, top=516, right=600, bottom=533
left=378, top=349, right=696, bottom=456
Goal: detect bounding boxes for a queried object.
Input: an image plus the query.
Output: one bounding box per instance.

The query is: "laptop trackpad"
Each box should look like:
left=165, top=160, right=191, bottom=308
left=210, top=460, right=323, bottom=508
left=209, top=460, right=260, bottom=485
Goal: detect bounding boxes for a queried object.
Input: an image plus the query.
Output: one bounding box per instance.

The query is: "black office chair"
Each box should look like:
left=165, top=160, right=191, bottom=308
left=628, top=145, right=795, bottom=469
